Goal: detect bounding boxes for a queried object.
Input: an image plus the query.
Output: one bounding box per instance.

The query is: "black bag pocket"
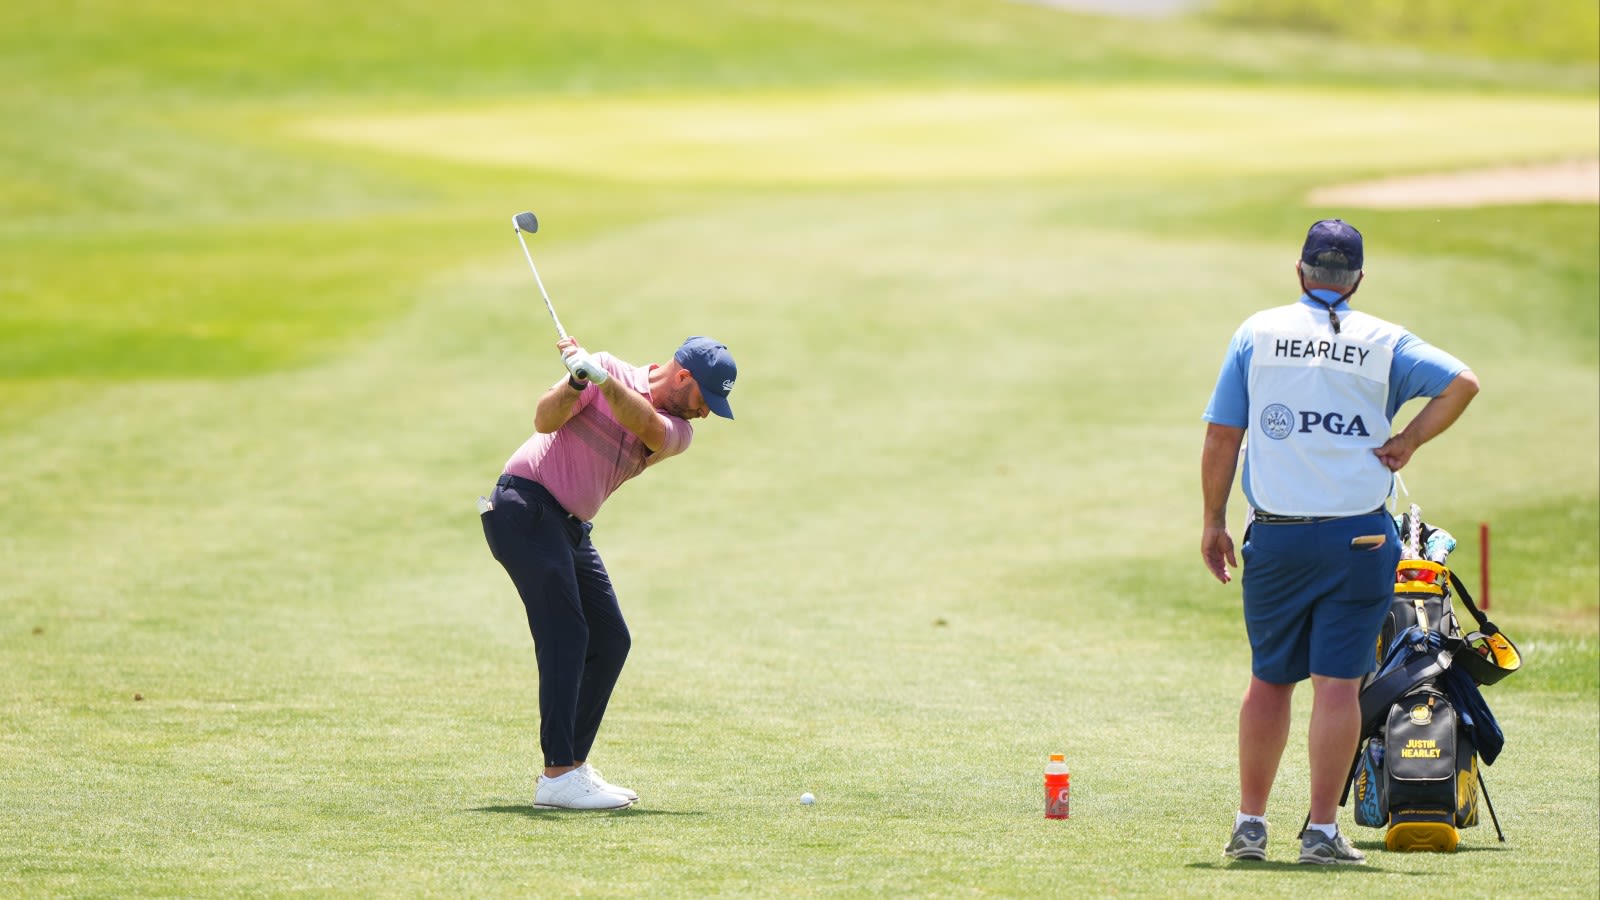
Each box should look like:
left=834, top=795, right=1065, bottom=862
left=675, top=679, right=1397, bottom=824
left=1384, top=688, right=1458, bottom=821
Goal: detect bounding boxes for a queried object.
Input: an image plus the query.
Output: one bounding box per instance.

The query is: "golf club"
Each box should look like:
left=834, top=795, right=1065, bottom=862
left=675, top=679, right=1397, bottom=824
left=511, top=211, right=568, bottom=340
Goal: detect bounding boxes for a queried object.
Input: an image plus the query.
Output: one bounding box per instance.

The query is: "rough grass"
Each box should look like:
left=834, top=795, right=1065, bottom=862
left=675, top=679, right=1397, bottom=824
left=1211, top=0, right=1600, bottom=63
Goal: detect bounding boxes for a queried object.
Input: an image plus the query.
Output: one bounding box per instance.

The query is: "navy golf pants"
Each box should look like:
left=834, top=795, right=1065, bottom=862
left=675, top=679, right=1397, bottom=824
left=482, top=476, right=630, bottom=768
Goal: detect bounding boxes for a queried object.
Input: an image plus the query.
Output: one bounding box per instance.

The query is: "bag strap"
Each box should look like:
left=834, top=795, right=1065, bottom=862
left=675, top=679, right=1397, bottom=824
left=1358, top=626, right=1453, bottom=738
left=1448, top=568, right=1499, bottom=635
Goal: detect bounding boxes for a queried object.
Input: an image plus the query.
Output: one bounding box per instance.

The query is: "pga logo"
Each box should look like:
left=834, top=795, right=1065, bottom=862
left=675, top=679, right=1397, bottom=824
left=1260, top=403, right=1371, bottom=439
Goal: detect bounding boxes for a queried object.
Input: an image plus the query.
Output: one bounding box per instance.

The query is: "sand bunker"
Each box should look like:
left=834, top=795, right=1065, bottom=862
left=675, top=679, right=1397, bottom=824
left=1308, top=158, right=1599, bottom=209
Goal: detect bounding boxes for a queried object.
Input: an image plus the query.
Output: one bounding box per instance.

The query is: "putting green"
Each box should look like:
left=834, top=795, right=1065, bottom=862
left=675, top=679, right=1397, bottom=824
left=286, top=85, right=1600, bottom=184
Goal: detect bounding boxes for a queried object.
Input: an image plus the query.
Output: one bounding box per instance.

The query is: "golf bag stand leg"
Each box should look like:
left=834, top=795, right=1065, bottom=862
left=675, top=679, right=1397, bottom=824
left=1477, top=769, right=1506, bottom=842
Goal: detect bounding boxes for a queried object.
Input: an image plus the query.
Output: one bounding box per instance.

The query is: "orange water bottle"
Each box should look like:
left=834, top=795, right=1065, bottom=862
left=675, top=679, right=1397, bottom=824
left=1045, top=753, right=1070, bottom=819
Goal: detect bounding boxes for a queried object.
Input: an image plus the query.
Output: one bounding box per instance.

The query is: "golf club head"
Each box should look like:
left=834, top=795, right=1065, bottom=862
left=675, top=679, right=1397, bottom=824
left=512, top=211, right=539, bottom=234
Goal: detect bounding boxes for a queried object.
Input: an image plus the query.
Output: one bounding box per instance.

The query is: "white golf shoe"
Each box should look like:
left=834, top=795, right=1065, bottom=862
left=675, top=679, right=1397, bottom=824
left=534, top=767, right=634, bottom=810
left=579, top=764, right=638, bottom=802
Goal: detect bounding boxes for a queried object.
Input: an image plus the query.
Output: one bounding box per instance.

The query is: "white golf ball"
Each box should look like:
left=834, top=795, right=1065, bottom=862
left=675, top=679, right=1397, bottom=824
left=799, top=792, right=815, bottom=805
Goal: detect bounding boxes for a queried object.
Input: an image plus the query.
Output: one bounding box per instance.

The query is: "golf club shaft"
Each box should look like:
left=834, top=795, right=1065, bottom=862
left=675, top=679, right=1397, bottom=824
left=513, top=225, right=568, bottom=341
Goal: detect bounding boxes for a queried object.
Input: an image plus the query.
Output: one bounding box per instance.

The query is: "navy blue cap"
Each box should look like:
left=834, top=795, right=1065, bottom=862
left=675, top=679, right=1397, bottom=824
left=1301, top=219, right=1363, bottom=270
left=674, top=336, right=736, bottom=419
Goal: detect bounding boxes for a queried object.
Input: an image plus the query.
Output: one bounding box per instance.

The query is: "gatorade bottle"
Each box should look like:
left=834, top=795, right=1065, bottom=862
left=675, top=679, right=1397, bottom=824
left=1045, top=753, right=1070, bottom=819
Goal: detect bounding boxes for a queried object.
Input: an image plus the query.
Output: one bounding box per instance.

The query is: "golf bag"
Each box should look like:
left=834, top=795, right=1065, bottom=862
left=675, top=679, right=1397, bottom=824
left=1345, top=506, right=1521, bottom=852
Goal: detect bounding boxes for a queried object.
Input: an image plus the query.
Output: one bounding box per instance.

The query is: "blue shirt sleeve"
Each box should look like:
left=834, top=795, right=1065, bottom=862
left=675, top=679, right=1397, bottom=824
left=1387, top=332, right=1467, bottom=418
left=1202, top=323, right=1252, bottom=428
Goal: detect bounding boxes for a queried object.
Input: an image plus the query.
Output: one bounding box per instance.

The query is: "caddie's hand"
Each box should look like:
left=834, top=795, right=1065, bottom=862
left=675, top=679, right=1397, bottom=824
left=1373, top=432, right=1417, bottom=471
left=1201, top=525, right=1236, bottom=585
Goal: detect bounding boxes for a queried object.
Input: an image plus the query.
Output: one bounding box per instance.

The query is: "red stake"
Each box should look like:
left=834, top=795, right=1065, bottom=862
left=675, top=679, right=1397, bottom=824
left=1479, top=521, right=1491, bottom=611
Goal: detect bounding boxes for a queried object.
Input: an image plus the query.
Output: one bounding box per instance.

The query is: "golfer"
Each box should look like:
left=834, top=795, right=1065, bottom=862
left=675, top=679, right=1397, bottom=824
left=482, top=335, right=737, bottom=809
left=1200, top=219, right=1478, bottom=863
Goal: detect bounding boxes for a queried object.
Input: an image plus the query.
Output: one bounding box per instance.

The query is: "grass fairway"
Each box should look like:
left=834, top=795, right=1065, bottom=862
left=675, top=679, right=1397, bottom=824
left=291, top=86, right=1598, bottom=183
left=1, top=1, right=1596, bottom=897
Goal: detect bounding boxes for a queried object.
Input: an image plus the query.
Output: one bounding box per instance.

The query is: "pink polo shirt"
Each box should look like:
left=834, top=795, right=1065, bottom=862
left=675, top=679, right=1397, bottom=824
left=502, top=352, right=694, bottom=521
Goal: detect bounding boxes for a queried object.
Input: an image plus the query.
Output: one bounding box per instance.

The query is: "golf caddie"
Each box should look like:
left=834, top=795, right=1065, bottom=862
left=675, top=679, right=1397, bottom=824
left=1200, top=219, right=1479, bottom=863
left=481, top=334, right=736, bottom=809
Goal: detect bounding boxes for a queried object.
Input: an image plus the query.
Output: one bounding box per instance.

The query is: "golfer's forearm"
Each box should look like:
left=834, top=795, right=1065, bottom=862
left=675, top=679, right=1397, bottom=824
left=534, top=380, right=582, bottom=433
left=1397, top=370, right=1479, bottom=449
left=1202, top=424, right=1245, bottom=525
left=598, top=381, right=667, bottom=451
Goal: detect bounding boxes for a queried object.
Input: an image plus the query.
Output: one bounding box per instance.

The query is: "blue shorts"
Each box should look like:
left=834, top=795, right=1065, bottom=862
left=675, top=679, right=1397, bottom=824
left=1240, top=509, right=1400, bottom=683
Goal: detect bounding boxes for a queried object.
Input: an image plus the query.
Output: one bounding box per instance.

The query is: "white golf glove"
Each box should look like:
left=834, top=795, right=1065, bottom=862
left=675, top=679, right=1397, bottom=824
left=563, top=350, right=609, bottom=385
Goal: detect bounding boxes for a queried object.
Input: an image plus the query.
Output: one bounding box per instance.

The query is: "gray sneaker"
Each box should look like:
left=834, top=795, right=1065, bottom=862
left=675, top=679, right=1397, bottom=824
left=1299, top=828, right=1366, bottom=865
left=1223, top=821, right=1268, bottom=861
